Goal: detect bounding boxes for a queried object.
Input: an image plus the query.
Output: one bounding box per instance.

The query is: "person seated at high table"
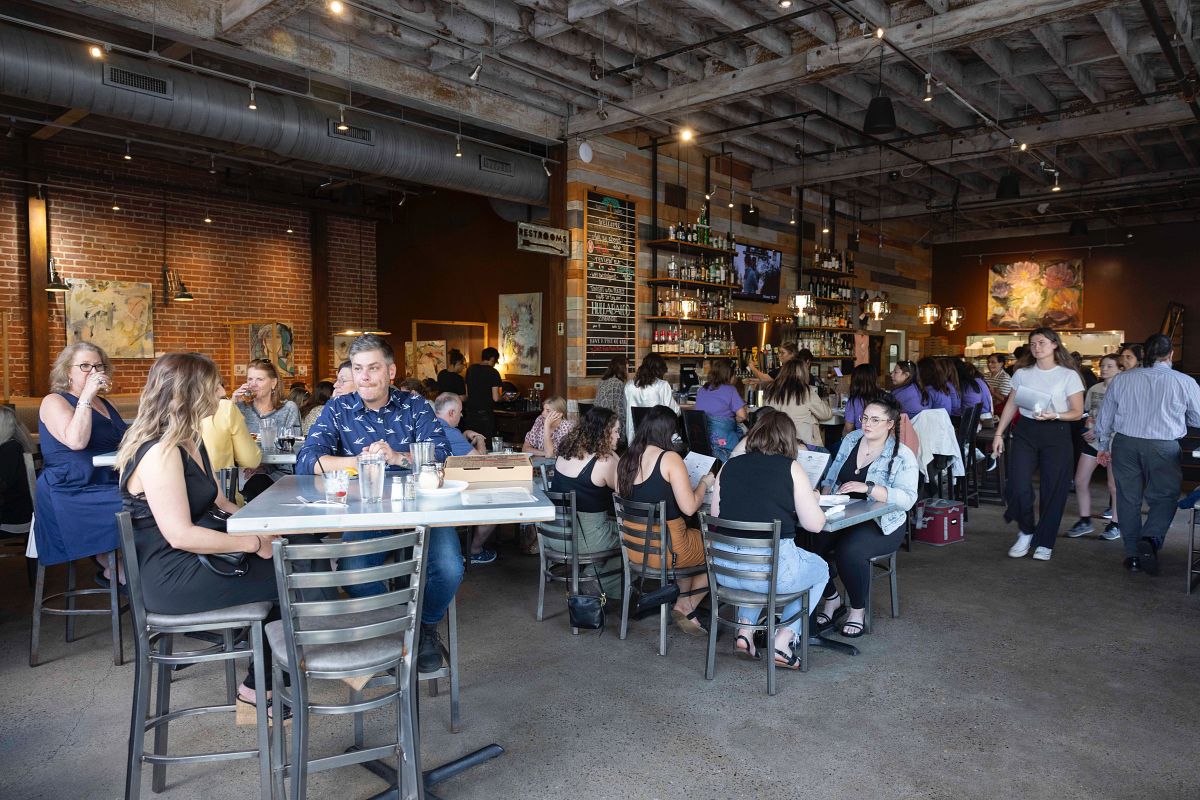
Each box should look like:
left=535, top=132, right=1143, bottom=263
left=889, top=360, right=936, bottom=419
left=916, top=357, right=955, bottom=416
left=0, top=406, right=35, bottom=537
left=36, top=342, right=129, bottom=586
left=984, top=353, right=1012, bottom=412
left=117, top=352, right=283, bottom=714
left=523, top=396, right=573, bottom=458
left=813, top=395, right=919, bottom=639
left=763, top=358, right=832, bottom=452
left=297, top=334, right=457, bottom=672
left=694, top=358, right=747, bottom=461
left=549, top=406, right=624, bottom=600
left=434, top=392, right=501, bottom=566
left=709, top=410, right=829, bottom=669
left=617, top=405, right=711, bottom=636
left=954, top=359, right=994, bottom=419
left=200, top=381, right=262, bottom=497
left=843, top=363, right=886, bottom=435
left=331, top=359, right=353, bottom=398
left=233, top=358, right=300, bottom=500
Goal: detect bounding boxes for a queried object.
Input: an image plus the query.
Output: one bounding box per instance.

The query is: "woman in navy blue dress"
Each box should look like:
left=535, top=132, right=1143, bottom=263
left=35, top=343, right=128, bottom=582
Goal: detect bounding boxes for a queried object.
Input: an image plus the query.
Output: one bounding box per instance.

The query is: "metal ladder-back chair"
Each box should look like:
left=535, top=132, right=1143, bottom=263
left=681, top=410, right=713, bottom=457
left=117, top=512, right=273, bottom=800
left=0, top=452, right=36, bottom=585
left=865, top=551, right=900, bottom=634
left=535, top=488, right=623, bottom=634
left=698, top=513, right=810, bottom=696
left=267, top=530, right=424, bottom=800
left=613, top=495, right=707, bottom=656
left=954, top=403, right=983, bottom=518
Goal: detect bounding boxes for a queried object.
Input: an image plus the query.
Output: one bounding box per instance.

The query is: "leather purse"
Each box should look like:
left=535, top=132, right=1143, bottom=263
left=567, top=562, right=606, bottom=632
left=632, top=550, right=679, bottom=620
left=194, top=506, right=250, bottom=577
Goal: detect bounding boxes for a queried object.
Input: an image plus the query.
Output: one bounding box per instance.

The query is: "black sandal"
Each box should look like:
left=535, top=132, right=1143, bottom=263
left=734, top=634, right=759, bottom=660
left=772, top=642, right=802, bottom=670
left=839, top=619, right=865, bottom=639
left=814, top=600, right=847, bottom=631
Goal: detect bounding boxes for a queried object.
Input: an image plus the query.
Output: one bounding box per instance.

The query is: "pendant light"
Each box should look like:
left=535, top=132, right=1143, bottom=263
left=869, top=293, right=890, bottom=321
left=159, top=199, right=197, bottom=303
left=943, top=307, right=965, bottom=330
left=46, top=257, right=69, bottom=292
left=862, top=47, right=896, bottom=135
left=918, top=303, right=941, bottom=325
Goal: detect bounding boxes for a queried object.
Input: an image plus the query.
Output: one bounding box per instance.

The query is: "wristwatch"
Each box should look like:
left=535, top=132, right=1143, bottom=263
left=865, top=480, right=876, bottom=493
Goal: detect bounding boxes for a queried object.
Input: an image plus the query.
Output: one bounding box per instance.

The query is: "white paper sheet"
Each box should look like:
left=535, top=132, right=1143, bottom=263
left=683, top=451, right=718, bottom=489
left=795, top=450, right=831, bottom=489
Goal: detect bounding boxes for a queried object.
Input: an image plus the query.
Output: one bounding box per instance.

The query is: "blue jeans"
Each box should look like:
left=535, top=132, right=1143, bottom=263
left=707, top=415, right=742, bottom=462
left=712, top=540, right=828, bottom=636
left=340, top=526, right=464, bottom=625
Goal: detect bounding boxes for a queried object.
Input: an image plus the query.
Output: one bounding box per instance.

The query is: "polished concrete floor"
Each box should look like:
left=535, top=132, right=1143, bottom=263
left=2, top=489, right=1198, bottom=800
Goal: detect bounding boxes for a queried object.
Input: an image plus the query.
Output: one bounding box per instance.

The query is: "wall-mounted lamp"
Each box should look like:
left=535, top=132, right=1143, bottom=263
left=46, top=257, right=69, bottom=293
left=161, top=267, right=194, bottom=302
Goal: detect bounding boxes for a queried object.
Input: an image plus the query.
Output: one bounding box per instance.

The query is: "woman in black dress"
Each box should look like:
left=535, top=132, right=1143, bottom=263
left=117, top=352, right=281, bottom=710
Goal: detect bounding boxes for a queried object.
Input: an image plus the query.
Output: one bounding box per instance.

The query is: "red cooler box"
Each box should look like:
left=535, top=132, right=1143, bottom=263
left=912, top=499, right=964, bottom=546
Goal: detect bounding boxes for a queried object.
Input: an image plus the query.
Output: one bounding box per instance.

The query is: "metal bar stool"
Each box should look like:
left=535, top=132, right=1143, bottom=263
left=698, top=513, right=811, bottom=696
left=30, top=548, right=127, bottom=666
left=117, top=513, right=273, bottom=800
left=1187, top=501, right=1200, bottom=595
left=0, top=452, right=36, bottom=586
left=865, top=551, right=900, bottom=634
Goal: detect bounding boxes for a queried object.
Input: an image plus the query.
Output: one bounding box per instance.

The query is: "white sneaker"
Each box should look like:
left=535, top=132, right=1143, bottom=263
left=1008, top=532, right=1033, bottom=558
left=1031, top=546, right=1053, bottom=561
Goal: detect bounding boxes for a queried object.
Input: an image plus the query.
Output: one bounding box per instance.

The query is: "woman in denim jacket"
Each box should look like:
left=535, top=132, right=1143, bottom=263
left=814, top=395, right=918, bottom=638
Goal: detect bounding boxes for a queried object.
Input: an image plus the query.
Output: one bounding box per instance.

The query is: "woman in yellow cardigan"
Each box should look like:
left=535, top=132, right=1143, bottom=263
left=200, top=385, right=262, bottom=501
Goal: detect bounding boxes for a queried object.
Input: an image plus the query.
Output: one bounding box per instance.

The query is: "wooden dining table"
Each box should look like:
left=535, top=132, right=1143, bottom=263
left=227, top=472, right=556, bottom=800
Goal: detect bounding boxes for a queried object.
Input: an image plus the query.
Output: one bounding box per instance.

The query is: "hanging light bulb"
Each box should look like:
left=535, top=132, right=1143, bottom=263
left=455, top=135, right=463, bottom=158
left=923, top=73, right=933, bottom=102
left=542, top=159, right=552, bottom=177
left=678, top=127, right=694, bottom=142
left=918, top=303, right=941, bottom=325
left=943, top=307, right=965, bottom=330
left=123, top=140, right=132, bottom=161
left=821, top=216, right=830, bottom=234
left=869, top=293, right=891, bottom=321
left=1051, top=170, right=1062, bottom=192
left=789, top=208, right=796, bottom=225
left=790, top=290, right=814, bottom=316
left=203, top=209, right=212, bottom=224
left=247, top=83, right=257, bottom=110
left=337, top=105, right=350, bottom=132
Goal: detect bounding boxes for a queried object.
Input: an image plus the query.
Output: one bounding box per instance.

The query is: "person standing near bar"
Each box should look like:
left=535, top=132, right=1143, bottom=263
left=1094, top=334, right=1200, bottom=575
left=991, top=327, right=1085, bottom=562
left=464, top=347, right=503, bottom=439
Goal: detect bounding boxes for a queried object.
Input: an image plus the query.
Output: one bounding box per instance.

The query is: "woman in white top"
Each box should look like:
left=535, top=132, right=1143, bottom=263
left=992, top=327, right=1085, bottom=561
left=624, top=353, right=679, bottom=443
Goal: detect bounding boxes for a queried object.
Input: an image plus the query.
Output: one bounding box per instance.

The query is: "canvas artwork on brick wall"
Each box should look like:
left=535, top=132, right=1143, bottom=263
left=64, top=279, right=154, bottom=358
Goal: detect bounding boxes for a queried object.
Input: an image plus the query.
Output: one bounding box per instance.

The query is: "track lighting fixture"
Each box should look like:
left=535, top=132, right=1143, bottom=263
left=596, top=98, right=609, bottom=120
left=469, top=55, right=482, bottom=82
left=789, top=208, right=796, bottom=225
left=397, top=192, right=407, bottom=207
left=875, top=27, right=885, bottom=39
left=1051, top=171, right=1062, bottom=192
left=46, top=257, right=68, bottom=293
left=679, top=127, right=694, bottom=142
left=111, top=195, right=120, bottom=212
left=778, top=0, right=793, bottom=8
left=5, top=118, right=14, bottom=139
left=542, top=159, right=552, bottom=177
left=328, top=0, right=344, bottom=14
left=337, top=105, right=349, bottom=131
left=589, top=55, right=602, bottom=81
left=748, top=200, right=756, bottom=214
left=1019, top=142, right=1028, bottom=151
left=203, top=209, right=212, bottom=224
left=455, top=135, right=463, bottom=158
left=728, top=191, right=735, bottom=209
left=248, top=83, right=257, bottom=110
left=209, top=155, right=217, bottom=175
left=923, top=73, right=933, bottom=102
left=286, top=226, right=294, bottom=234
left=123, top=140, right=132, bottom=161
left=89, top=44, right=104, bottom=59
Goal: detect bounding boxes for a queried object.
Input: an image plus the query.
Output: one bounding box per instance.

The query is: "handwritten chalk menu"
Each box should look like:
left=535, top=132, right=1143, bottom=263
left=585, top=192, right=637, bottom=375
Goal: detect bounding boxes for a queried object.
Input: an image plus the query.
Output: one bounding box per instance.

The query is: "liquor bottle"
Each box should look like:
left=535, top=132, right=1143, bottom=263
left=667, top=255, right=678, bottom=279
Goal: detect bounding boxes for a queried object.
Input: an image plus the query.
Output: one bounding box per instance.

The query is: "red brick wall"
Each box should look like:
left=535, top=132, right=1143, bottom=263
left=0, top=140, right=375, bottom=397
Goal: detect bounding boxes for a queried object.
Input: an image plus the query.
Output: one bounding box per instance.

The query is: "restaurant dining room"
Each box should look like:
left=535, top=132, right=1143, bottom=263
left=2, top=0, right=1200, bottom=798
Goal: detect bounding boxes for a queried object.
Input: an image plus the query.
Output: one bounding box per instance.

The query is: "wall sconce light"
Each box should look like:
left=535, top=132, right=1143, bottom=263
left=46, top=257, right=69, bottom=292
left=162, top=267, right=195, bottom=302
left=918, top=303, right=941, bottom=325
left=943, top=307, right=965, bottom=330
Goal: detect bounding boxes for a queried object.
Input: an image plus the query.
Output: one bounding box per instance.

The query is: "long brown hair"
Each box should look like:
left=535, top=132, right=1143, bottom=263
left=633, top=353, right=668, bottom=389
left=617, top=405, right=677, bottom=497
left=246, top=358, right=285, bottom=410
left=764, top=359, right=811, bottom=406
left=116, top=353, right=222, bottom=475
left=601, top=355, right=628, bottom=382
left=1016, top=327, right=1076, bottom=370
left=558, top=407, right=617, bottom=460
left=703, top=358, right=734, bottom=390
left=742, top=410, right=799, bottom=458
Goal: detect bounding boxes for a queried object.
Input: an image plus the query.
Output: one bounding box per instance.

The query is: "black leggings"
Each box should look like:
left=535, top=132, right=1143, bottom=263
left=1004, top=419, right=1073, bottom=550
left=811, top=521, right=902, bottom=610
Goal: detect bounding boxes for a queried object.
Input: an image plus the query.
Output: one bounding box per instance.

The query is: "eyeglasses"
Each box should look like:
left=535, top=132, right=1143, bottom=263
left=895, top=361, right=914, bottom=369
left=74, top=362, right=107, bottom=373
left=861, top=415, right=891, bottom=425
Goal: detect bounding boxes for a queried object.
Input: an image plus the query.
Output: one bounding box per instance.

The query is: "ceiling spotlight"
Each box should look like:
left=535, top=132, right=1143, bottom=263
left=748, top=201, right=756, bottom=213
left=596, top=98, right=609, bottom=120
left=1019, top=142, right=1028, bottom=151
left=88, top=44, right=104, bottom=59
left=111, top=195, right=120, bottom=212
left=123, top=140, right=132, bottom=161
left=923, top=73, right=933, bottom=102
left=728, top=192, right=735, bottom=209
left=247, top=83, right=257, bottom=110
left=337, top=105, right=349, bottom=131
left=468, top=55, right=482, bottom=82
left=875, top=27, right=885, bottom=39
left=328, top=0, right=344, bottom=13
left=203, top=211, right=212, bottom=224
left=542, top=159, right=552, bottom=177
left=821, top=216, right=830, bottom=234
left=1051, top=171, right=1062, bottom=192
left=455, top=134, right=463, bottom=158
left=286, top=227, right=294, bottom=234
left=397, top=192, right=407, bottom=207
left=778, top=0, right=792, bottom=7
left=679, top=127, right=694, bottom=142
left=789, top=208, right=796, bottom=225
left=208, top=155, right=217, bottom=174
left=589, top=55, right=602, bottom=81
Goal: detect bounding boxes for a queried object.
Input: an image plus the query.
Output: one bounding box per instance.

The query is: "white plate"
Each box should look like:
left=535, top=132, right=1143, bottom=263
left=415, top=479, right=469, bottom=497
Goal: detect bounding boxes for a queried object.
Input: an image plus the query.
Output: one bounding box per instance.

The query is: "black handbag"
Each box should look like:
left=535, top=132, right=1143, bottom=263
left=194, top=506, right=250, bottom=577
left=632, top=550, right=679, bottom=620
left=567, top=557, right=606, bottom=631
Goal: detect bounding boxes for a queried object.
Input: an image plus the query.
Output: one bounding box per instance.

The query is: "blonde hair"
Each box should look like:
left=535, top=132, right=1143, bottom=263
left=0, top=406, right=35, bottom=453
left=246, top=358, right=284, bottom=411
left=116, top=353, right=222, bottom=475
left=544, top=395, right=567, bottom=415
left=49, top=343, right=111, bottom=393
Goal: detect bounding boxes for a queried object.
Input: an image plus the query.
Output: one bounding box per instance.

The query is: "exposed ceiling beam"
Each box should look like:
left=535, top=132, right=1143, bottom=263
left=755, top=100, right=1196, bottom=188
left=1171, top=126, right=1200, bottom=167
left=566, top=0, right=1125, bottom=137
left=1162, top=0, right=1200, bottom=72
left=1094, top=8, right=1156, bottom=95
left=219, top=0, right=314, bottom=38
left=1032, top=23, right=1106, bottom=104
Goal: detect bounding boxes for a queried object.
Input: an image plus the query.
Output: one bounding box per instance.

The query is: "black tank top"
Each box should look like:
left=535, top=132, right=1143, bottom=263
left=717, top=453, right=797, bottom=535
left=628, top=451, right=680, bottom=521
left=550, top=456, right=614, bottom=514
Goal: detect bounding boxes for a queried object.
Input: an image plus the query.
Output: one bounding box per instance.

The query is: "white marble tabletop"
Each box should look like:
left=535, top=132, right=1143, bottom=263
left=227, top=475, right=555, bottom=535
left=92, top=450, right=296, bottom=467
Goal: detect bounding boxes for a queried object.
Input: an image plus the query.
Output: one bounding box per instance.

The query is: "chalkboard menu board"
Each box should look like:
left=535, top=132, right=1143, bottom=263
left=585, top=192, right=637, bottom=376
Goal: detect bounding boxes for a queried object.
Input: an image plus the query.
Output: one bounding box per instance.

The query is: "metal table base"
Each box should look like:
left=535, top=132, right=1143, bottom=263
left=352, top=743, right=505, bottom=800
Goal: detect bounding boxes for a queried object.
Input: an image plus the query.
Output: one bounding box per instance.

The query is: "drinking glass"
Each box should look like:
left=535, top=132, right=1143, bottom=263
left=357, top=453, right=387, bottom=503
left=323, top=470, right=350, bottom=504
left=491, top=436, right=505, bottom=453
left=260, top=421, right=278, bottom=454
left=409, top=441, right=435, bottom=468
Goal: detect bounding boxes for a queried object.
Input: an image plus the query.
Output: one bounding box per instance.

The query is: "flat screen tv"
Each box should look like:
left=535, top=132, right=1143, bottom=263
left=732, top=243, right=782, bottom=303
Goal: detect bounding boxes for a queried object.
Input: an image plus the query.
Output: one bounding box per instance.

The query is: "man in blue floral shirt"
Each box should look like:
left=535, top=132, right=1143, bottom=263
left=297, top=334, right=459, bottom=671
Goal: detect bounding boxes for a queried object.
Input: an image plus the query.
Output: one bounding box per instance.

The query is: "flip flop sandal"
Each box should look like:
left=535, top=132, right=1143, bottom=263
left=840, top=620, right=865, bottom=639
left=734, top=634, right=759, bottom=660
left=772, top=643, right=802, bottom=670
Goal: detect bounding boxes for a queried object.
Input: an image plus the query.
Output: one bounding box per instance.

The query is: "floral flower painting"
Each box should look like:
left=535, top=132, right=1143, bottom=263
left=987, top=259, right=1083, bottom=330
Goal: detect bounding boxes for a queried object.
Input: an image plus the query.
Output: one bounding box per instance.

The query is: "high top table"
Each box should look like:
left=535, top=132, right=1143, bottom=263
left=228, top=474, right=555, bottom=800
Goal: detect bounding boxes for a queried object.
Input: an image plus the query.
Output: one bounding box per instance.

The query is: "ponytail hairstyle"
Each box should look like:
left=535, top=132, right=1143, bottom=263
left=1143, top=333, right=1172, bottom=365
left=617, top=405, right=678, bottom=497
left=864, top=394, right=904, bottom=488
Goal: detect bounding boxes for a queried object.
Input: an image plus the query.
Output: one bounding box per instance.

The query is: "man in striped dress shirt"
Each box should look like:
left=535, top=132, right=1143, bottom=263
left=1094, top=334, right=1200, bottom=574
